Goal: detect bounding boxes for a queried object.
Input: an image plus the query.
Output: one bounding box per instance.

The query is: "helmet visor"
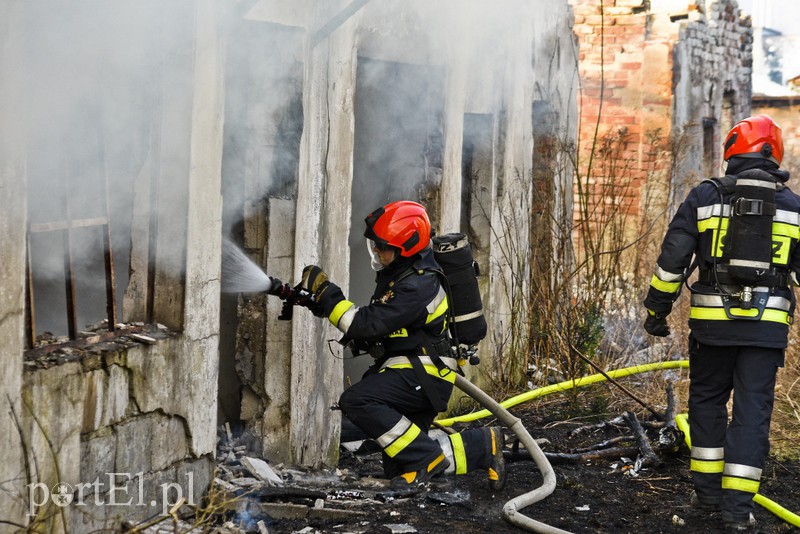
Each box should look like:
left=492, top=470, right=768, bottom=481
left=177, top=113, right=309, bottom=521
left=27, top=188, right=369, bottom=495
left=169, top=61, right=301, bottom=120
left=366, top=239, right=384, bottom=271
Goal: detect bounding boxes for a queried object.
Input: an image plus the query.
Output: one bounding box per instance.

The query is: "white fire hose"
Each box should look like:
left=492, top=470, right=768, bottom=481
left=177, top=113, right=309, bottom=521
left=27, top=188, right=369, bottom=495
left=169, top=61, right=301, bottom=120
left=454, top=374, right=572, bottom=534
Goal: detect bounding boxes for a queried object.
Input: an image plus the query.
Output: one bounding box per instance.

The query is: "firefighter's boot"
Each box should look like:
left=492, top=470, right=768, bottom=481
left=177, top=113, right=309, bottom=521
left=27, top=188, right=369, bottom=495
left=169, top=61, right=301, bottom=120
left=487, top=427, right=507, bottom=491
left=690, top=490, right=722, bottom=512
left=390, top=453, right=449, bottom=489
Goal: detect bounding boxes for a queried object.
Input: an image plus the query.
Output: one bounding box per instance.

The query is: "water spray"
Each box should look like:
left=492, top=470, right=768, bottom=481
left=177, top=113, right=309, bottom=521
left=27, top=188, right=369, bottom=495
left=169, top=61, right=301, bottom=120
left=220, top=237, right=314, bottom=319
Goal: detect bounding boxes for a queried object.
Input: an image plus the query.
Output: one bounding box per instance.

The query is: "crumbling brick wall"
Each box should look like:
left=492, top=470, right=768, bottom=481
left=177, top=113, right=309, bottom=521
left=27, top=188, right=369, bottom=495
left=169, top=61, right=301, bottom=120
left=571, top=0, right=752, bottom=235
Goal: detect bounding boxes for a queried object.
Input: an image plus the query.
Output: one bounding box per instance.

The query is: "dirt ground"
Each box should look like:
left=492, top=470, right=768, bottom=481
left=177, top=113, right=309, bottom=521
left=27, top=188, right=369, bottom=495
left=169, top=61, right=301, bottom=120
left=232, top=394, right=800, bottom=534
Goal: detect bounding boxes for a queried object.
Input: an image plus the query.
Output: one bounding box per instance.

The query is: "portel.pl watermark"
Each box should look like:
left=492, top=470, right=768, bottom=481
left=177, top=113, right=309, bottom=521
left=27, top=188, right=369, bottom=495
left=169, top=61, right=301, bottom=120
left=27, top=472, right=195, bottom=517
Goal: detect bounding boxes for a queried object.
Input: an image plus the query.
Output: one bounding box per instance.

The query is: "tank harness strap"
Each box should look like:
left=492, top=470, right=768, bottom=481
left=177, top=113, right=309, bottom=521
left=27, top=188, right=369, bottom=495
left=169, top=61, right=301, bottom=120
left=698, top=269, right=790, bottom=288
left=392, top=266, right=456, bottom=412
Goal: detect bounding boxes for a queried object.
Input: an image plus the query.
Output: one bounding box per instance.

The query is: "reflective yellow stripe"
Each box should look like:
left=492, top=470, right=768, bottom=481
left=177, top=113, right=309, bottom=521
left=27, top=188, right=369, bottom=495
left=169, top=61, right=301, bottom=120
left=426, top=297, right=449, bottom=324
left=650, top=274, right=681, bottom=294
left=773, top=221, right=800, bottom=239
left=691, top=459, right=724, bottom=474
left=329, top=300, right=355, bottom=328
left=698, top=216, right=728, bottom=233
left=381, top=363, right=457, bottom=384
left=773, top=235, right=791, bottom=264
left=449, top=433, right=468, bottom=475
left=722, top=476, right=760, bottom=494
left=384, top=424, right=421, bottom=458
left=690, top=307, right=791, bottom=324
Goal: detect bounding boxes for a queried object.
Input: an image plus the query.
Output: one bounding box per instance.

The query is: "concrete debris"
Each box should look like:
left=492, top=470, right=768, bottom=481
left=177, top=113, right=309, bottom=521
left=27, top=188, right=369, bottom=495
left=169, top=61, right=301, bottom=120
left=426, top=488, right=471, bottom=508
left=257, top=520, right=270, bottom=534
left=139, top=518, right=203, bottom=533
left=384, top=524, right=417, bottom=533
left=242, top=456, right=284, bottom=486
left=130, top=333, right=158, bottom=344
left=376, top=486, right=424, bottom=502
left=256, top=502, right=368, bottom=521
left=341, top=439, right=366, bottom=453
left=328, top=489, right=367, bottom=500
left=229, top=476, right=263, bottom=488
left=213, top=477, right=237, bottom=493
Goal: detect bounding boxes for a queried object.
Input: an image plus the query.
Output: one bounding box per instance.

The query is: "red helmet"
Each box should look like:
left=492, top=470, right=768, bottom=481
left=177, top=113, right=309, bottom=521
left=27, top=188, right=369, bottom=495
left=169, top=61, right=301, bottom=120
left=723, top=114, right=783, bottom=165
left=364, top=201, right=431, bottom=257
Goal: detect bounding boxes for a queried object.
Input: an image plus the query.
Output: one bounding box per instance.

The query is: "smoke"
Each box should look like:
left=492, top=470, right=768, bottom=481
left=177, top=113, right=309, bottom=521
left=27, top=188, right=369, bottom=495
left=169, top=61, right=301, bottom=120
left=21, top=1, right=171, bottom=334
left=16, top=0, right=561, bottom=340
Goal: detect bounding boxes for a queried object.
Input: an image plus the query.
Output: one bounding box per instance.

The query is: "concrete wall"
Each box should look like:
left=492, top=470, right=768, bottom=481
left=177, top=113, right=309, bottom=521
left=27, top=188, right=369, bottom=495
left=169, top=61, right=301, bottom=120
left=0, top=0, right=27, bottom=524
left=1, top=0, right=223, bottom=529
left=670, top=0, right=753, bottom=200
left=228, top=0, right=580, bottom=449
left=22, top=344, right=213, bottom=531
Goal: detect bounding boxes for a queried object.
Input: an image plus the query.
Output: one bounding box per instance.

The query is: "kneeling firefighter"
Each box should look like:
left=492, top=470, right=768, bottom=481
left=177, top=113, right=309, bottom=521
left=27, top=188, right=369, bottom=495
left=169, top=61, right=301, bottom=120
left=298, top=200, right=505, bottom=489
left=643, top=115, right=800, bottom=532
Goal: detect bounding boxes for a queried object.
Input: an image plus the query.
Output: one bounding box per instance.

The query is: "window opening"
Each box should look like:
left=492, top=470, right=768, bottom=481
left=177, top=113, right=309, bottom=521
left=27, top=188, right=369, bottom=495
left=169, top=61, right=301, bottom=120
left=24, top=166, right=139, bottom=356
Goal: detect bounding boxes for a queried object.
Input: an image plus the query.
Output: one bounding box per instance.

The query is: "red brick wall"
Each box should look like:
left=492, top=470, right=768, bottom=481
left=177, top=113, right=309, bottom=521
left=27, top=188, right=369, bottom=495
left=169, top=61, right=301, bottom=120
left=570, top=0, right=752, bottom=229
left=571, top=0, right=675, bottom=220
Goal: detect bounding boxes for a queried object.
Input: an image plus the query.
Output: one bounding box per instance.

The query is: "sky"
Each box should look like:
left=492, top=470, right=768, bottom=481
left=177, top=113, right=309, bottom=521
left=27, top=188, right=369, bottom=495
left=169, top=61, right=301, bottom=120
left=736, top=0, right=800, bottom=90
left=737, top=0, right=800, bottom=35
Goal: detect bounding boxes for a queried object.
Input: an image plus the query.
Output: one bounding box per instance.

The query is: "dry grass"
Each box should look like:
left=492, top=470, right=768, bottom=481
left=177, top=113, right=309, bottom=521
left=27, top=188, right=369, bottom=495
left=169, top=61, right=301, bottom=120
left=772, top=335, right=800, bottom=460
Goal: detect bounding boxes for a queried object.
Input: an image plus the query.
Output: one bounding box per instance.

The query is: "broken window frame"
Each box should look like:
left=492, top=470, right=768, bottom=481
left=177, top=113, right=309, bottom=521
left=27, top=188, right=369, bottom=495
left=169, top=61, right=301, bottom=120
left=23, top=171, right=147, bottom=356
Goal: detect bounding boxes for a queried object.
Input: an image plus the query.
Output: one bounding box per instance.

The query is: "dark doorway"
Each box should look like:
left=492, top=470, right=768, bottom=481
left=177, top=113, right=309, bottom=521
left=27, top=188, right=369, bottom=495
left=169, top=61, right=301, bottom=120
left=346, top=56, right=445, bottom=383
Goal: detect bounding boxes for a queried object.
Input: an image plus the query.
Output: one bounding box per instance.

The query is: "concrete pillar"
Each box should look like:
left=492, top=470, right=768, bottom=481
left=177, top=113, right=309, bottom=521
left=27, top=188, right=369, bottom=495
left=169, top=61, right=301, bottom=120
left=291, top=1, right=357, bottom=466
left=182, top=0, right=225, bottom=456
left=0, top=0, right=28, bottom=525
left=439, top=11, right=471, bottom=234
left=487, top=0, right=535, bottom=381
left=260, top=198, right=296, bottom=461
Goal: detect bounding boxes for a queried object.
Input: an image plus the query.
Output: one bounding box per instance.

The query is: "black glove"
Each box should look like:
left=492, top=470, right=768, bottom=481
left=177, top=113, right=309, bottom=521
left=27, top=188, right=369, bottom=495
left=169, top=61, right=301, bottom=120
left=288, top=282, right=324, bottom=317
left=301, top=265, right=330, bottom=300
left=266, top=276, right=292, bottom=299
left=644, top=312, right=670, bottom=337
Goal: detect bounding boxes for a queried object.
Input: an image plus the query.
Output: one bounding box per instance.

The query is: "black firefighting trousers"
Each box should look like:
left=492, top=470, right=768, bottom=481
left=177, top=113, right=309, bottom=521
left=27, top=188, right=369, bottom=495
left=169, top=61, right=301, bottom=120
left=688, top=335, right=784, bottom=519
left=339, top=367, right=492, bottom=478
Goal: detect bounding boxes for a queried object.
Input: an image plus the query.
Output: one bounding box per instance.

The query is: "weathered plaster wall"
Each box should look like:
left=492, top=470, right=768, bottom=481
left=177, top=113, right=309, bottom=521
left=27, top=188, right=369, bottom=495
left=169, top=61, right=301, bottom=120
left=231, top=0, right=579, bottom=459
left=22, top=343, right=213, bottom=531
left=1, top=0, right=224, bottom=529
left=0, top=0, right=27, bottom=523
left=291, top=0, right=357, bottom=467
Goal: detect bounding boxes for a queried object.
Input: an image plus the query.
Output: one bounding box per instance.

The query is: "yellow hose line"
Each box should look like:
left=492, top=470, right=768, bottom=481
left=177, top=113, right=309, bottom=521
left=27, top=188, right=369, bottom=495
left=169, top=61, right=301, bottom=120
left=440, top=360, right=800, bottom=528
left=675, top=413, right=800, bottom=528
left=437, top=360, right=690, bottom=427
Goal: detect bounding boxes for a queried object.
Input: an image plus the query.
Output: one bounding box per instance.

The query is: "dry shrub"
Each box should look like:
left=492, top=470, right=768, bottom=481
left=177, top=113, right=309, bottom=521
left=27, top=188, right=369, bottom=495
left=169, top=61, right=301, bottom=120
left=772, top=321, right=800, bottom=460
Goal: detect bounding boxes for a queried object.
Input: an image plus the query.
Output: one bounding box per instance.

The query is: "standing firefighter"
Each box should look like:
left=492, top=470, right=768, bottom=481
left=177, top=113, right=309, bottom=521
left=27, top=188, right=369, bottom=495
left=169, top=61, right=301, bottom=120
left=643, top=115, right=800, bottom=532
left=299, top=201, right=504, bottom=489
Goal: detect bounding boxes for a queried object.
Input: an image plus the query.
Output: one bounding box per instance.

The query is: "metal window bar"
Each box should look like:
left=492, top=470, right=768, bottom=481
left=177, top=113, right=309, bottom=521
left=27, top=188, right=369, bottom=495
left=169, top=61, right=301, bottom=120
left=25, top=149, right=118, bottom=349
left=26, top=216, right=118, bottom=347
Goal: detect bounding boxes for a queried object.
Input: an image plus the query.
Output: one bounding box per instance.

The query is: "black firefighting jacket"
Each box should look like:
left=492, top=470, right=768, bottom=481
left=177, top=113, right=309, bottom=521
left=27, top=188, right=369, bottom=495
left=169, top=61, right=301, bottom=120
left=316, top=246, right=456, bottom=381
left=644, top=164, right=800, bottom=348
